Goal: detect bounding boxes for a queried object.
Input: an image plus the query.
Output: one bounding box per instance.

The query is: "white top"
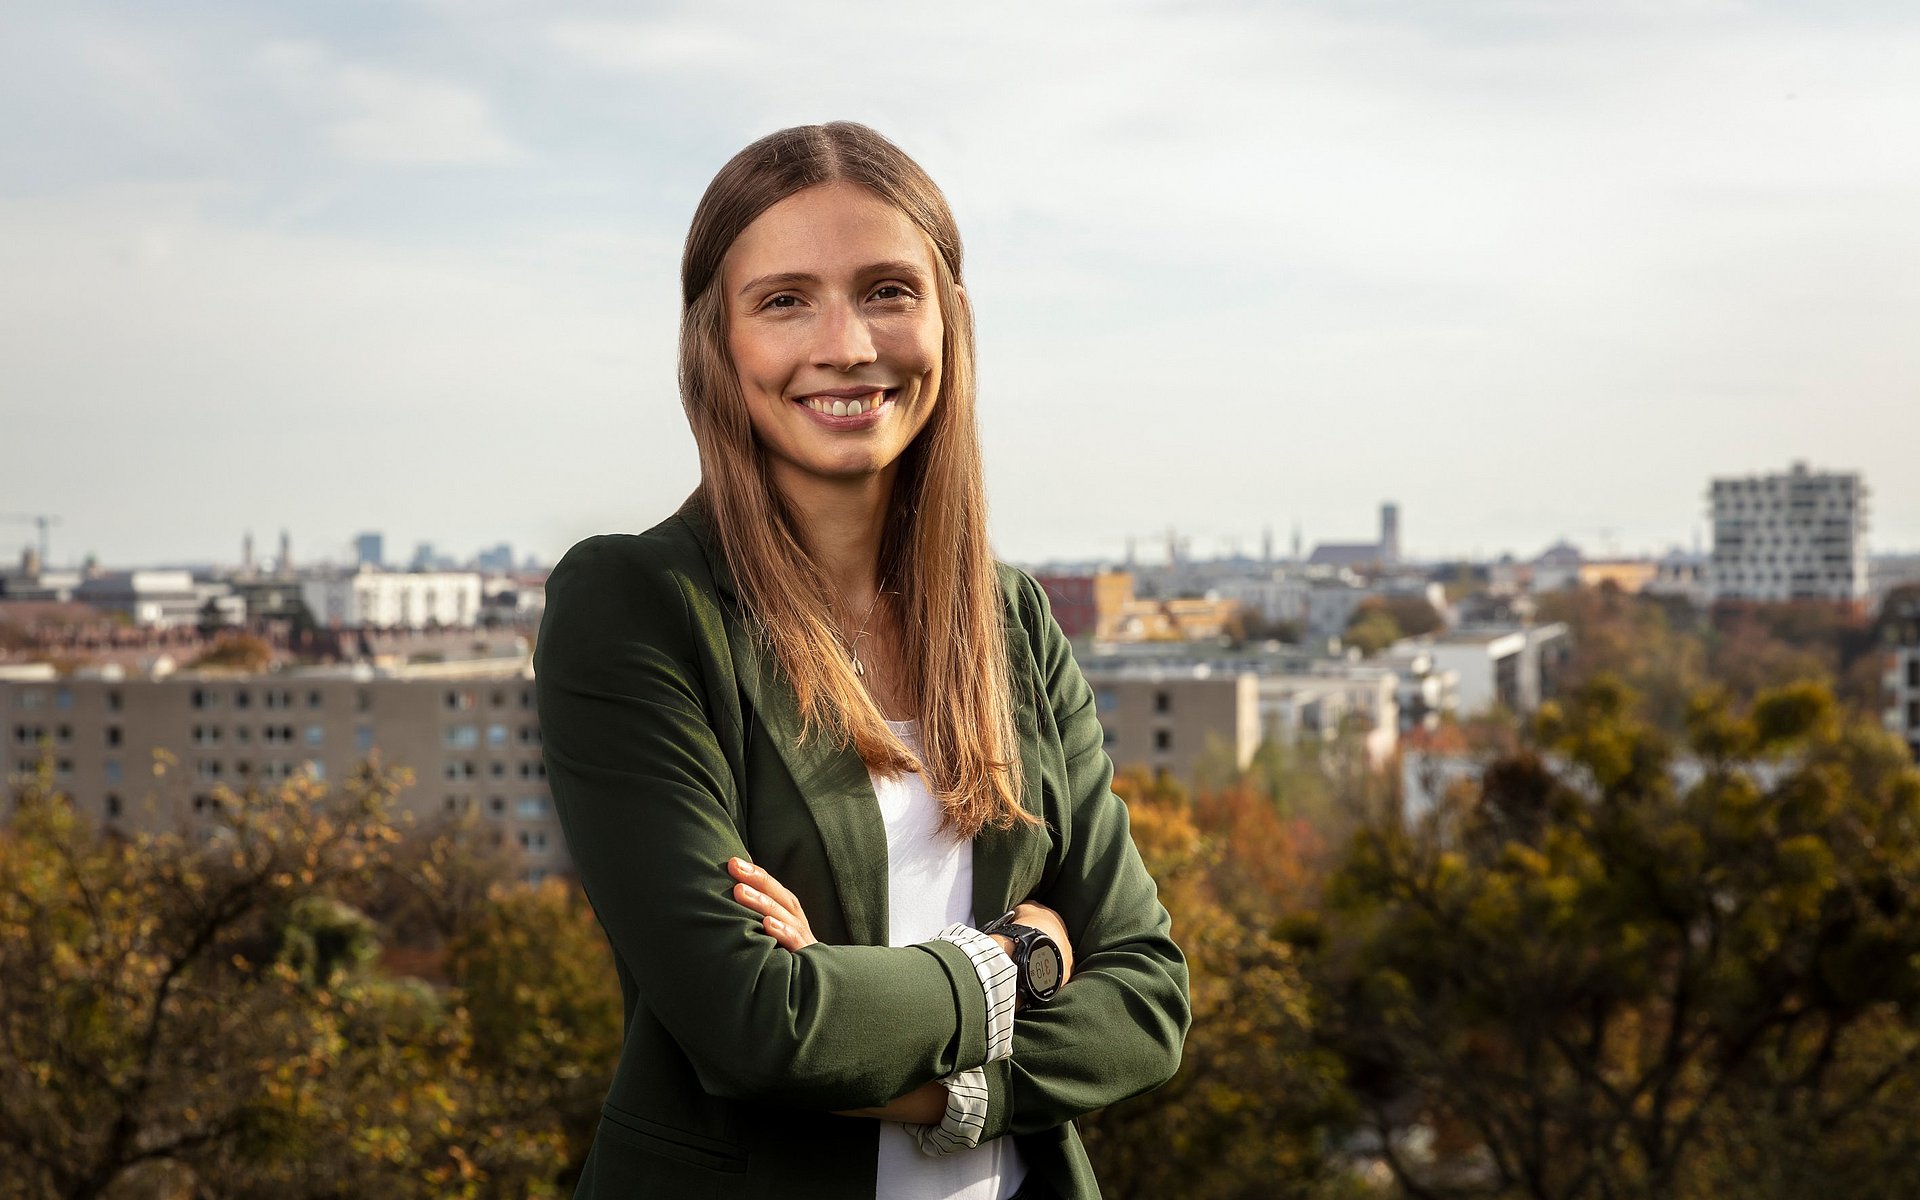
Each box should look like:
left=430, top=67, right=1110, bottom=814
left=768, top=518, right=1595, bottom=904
left=870, top=718, right=1027, bottom=1200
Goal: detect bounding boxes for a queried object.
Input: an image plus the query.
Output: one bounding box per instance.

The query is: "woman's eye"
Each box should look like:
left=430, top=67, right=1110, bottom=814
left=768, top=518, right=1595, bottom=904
left=765, top=294, right=801, bottom=310
left=870, top=284, right=912, bottom=302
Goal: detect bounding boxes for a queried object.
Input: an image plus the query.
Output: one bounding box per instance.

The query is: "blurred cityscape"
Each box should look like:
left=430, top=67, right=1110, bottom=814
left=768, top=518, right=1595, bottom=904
left=6, top=459, right=1919, bottom=882
left=8, top=460, right=1920, bottom=1197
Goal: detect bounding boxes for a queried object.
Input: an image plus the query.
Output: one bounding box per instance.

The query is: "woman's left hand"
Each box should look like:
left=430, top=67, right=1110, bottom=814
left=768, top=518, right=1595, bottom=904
left=728, top=857, right=817, bottom=951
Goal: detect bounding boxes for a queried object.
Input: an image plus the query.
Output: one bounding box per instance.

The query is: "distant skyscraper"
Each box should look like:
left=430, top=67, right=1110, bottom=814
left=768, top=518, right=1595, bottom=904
left=474, top=543, right=514, bottom=573
left=1709, top=461, right=1868, bottom=603
left=411, top=542, right=436, bottom=572
left=277, top=530, right=292, bottom=574
left=354, top=532, right=384, bottom=570
left=1381, top=503, right=1401, bottom=565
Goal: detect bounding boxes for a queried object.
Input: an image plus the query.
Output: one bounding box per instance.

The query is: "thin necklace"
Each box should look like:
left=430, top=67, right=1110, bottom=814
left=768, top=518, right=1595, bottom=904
left=843, top=588, right=886, bottom=678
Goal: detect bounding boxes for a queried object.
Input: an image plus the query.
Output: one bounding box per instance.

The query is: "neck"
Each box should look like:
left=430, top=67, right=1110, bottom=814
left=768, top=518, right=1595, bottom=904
left=772, top=462, right=896, bottom=608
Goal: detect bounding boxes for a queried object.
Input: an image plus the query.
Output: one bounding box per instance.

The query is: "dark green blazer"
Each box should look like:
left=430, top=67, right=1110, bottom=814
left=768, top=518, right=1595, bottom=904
left=535, top=508, right=1189, bottom=1199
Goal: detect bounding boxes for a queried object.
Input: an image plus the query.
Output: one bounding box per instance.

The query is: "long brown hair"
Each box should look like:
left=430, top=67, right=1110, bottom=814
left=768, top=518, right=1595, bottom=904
left=678, top=122, right=1035, bottom=837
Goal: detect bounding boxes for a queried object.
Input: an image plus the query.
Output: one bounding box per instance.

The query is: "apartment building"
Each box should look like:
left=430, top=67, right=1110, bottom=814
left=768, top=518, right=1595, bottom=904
left=2, top=661, right=562, bottom=882
left=1082, top=667, right=1262, bottom=784
left=1710, top=462, right=1869, bottom=603
left=301, top=568, right=484, bottom=630
left=1885, top=588, right=1920, bottom=761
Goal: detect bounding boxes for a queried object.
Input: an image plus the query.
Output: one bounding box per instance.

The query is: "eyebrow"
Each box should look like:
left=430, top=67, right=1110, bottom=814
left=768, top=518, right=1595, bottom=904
left=736, top=260, right=931, bottom=298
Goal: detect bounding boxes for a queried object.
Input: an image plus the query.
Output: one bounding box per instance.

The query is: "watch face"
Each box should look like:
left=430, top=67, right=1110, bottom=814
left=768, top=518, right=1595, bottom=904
left=1028, top=944, right=1062, bottom=996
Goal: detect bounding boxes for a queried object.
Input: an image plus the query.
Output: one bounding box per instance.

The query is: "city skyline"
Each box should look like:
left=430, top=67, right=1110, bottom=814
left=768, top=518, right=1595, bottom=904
left=6, top=2, right=1920, bottom=567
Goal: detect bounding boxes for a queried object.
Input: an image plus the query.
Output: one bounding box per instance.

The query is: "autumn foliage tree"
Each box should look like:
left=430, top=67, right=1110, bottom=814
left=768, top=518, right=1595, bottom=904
left=0, top=761, right=621, bottom=1200
left=1304, top=676, right=1920, bottom=1198
left=1079, top=767, right=1359, bottom=1200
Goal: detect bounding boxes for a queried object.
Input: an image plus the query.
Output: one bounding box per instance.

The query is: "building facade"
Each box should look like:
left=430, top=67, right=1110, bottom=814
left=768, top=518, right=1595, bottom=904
left=1885, top=588, right=1920, bottom=761
left=3, top=662, right=562, bottom=882
left=1710, top=462, right=1869, bottom=603
left=1082, top=668, right=1262, bottom=785
left=302, top=569, right=484, bottom=630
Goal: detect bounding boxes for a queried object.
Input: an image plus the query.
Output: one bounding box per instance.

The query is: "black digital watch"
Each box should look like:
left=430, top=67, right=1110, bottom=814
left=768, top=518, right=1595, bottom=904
left=982, top=909, right=1064, bottom=1006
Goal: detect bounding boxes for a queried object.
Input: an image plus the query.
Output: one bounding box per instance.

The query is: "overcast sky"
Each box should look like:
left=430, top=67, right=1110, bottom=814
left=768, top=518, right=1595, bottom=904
left=4, top=0, right=1917, bottom=570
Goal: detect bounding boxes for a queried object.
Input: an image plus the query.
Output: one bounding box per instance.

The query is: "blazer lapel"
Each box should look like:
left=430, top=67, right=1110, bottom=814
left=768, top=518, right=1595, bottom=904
left=971, top=606, right=1053, bottom=926
left=683, top=502, right=1043, bottom=943
left=689, top=508, right=890, bottom=947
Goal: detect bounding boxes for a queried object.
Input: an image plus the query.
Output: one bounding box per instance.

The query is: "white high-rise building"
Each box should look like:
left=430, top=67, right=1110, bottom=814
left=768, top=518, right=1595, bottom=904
left=1708, top=462, right=1868, bottom=603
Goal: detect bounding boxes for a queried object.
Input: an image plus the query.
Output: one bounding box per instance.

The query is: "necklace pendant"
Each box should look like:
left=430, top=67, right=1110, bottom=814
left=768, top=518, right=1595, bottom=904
left=852, top=654, right=865, bottom=677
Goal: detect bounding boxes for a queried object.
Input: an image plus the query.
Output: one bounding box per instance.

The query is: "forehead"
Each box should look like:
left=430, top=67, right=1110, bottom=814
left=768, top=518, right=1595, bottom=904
left=722, top=181, right=935, bottom=286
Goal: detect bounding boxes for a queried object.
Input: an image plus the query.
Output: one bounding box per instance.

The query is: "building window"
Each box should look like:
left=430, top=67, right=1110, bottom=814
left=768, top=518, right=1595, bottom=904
left=1153, top=729, right=1172, bottom=751
left=307, top=690, right=324, bottom=709
left=1909, top=658, right=1919, bottom=690
left=517, top=796, right=548, bottom=818
left=491, top=690, right=507, bottom=709
left=305, top=760, right=325, bottom=781
left=1154, top=691, right=1171, bottom=714
left=518, top=760, right=546, bottom=780
left=306, top=725, right=324, bottom=746
left=105, top=760, right=121, bottom=784
left=106, top=690, right=121, bottom=713
left=1102, top=727, right=1117, bottom=747
left=487, top=724, right=508, bottom=747
left=56, top=724, right=72, bottom=745
left=489, top=796, right=506, bottom=816
left=235, top=726, right=252, bottom=745
left=490, top=761, right=506, bottom=779
left=520, top=689, right=536, bottom=710
left=356, top=688, right=371, bottom=713
left=446, top=725, right=478, bottom=749
left=354, top=727, right=374, bottom=753
left=1910, top=699, right=1920, bottom=728
left=105, top=794, right=122, bottom=819
left=518, top=725, right=541, bottom=745
left=1095, top=690, right=1116, bottom=713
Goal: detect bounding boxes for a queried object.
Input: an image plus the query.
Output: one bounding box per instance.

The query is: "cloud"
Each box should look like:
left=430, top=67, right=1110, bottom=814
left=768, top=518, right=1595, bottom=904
left=255, top=39, right=520, bottom=167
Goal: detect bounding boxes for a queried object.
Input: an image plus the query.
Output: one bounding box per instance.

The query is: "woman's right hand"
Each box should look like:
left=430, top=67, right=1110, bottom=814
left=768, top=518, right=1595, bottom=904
left=993, top=900, right=1074, bottom=995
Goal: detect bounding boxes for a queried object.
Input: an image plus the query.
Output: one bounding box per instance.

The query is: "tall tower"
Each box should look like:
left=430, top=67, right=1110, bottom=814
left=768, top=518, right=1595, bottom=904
left=241, top=531, right=255, bottom=575
left=278, top=530, right=293, bottom=574
left=1262, top=525, right=1274, bottom=566
left=1380, top=502, right=1401, bottom=566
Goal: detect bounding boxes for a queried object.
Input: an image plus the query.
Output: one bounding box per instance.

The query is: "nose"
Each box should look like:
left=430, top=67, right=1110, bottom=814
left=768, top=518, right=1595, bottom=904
left=812, top=300, right=876, bottom=372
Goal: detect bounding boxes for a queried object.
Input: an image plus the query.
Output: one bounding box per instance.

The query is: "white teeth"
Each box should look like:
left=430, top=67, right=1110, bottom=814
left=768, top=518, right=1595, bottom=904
left=848, top=398, right=865, bottom=415
left=832, top=400, right=848, bottom=416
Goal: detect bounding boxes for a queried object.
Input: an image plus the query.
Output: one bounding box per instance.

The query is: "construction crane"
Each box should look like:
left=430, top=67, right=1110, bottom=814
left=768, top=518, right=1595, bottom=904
left=2, top=513, right=61, bottom=565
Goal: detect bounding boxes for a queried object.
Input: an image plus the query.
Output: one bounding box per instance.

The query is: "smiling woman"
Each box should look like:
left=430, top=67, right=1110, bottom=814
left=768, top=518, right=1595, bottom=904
left=535, top=122, right=1189, bottom=1200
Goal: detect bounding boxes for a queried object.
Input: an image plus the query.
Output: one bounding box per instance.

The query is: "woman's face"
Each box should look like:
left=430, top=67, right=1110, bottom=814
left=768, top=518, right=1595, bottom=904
left=721, top=181, right=947, bottom=494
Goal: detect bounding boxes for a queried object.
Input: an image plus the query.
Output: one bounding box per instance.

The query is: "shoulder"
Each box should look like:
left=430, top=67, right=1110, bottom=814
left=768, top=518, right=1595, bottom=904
left=540, top=514, right=722, bottom=655
left=549, top=514, right=714, bottom=602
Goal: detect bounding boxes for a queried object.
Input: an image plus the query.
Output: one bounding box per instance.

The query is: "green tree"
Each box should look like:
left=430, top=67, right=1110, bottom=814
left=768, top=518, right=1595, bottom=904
left=1306, top=677, right=1920, bottom=1198
left=1344, top=605, right=1403, bottom=657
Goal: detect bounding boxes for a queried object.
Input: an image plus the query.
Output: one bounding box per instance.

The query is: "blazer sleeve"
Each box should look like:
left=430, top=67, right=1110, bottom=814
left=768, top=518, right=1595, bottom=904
left=535, top=534, right=994, bottom=1110
left=977, top=571, right=1193, bottom=1139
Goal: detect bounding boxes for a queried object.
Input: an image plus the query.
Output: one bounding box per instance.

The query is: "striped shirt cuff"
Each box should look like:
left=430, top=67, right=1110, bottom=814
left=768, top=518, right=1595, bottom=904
left=933, top=923, right=1016, bottom=1064
left=910, top=1067, right=991, bottom=1156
